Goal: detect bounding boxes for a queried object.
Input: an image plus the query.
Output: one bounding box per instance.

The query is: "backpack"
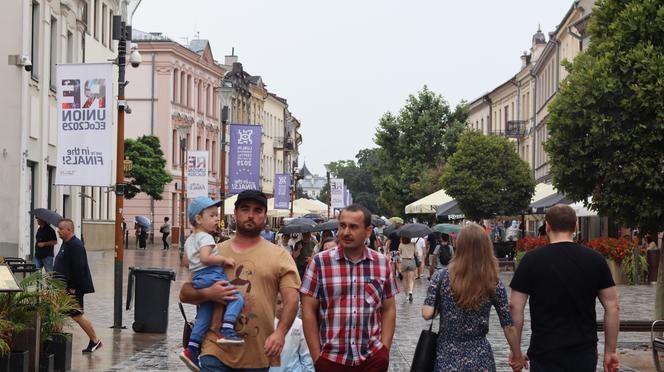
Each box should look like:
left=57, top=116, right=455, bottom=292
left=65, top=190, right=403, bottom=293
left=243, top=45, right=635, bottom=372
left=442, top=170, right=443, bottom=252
left=438, top=244, right=452, bottom=266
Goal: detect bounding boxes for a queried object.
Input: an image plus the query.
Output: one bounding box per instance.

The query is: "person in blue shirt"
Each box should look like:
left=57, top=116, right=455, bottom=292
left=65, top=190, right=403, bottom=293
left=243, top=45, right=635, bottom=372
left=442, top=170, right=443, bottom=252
left=269, top=294, right=313, bottom=372
left=260, top=223, right=276, bottom=242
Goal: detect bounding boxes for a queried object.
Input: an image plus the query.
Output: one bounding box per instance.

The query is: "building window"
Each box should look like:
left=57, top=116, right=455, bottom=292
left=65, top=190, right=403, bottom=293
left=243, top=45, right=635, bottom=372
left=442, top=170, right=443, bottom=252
left=108, top=8, right=113, bottom=51
left=66, top=31, right=73, bottom=63
left=172, top=129, right=177, bottom=166
left=101, top=4, right=107, bottom=46
left=93, top=0, right=99, bottom=40
left=172, top=68, right=178, bottom=102
left=49, top=16, right=58, bottom=91
left=212, top=140, right=216, bottom=173
left=196, top=136, right=201, bottom=151
left=197, top=82, right=202, bottom=113
left=81, top=1, right=89, bottom=34
left=180, top=71, right=185, bottom=105
left=31, top=1, right=39, bottom=81
left=187, top=75, right=192, bottom=107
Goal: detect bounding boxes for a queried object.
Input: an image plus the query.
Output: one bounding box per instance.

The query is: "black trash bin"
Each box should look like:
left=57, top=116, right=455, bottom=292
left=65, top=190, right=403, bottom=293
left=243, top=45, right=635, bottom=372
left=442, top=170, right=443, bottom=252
left=126, top=266, right=176, bottom=333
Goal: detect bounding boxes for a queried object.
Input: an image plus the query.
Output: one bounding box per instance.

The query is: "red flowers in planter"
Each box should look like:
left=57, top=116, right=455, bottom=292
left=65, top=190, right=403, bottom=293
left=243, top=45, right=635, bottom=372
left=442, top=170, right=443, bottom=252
left=585, top=237, right=635, bottom=263
left=516, top=236, right=548, bottom=252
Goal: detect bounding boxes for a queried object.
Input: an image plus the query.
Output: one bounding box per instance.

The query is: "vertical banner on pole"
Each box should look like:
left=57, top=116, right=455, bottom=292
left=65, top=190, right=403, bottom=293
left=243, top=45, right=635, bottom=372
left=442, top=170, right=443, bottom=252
left=274, top=174, right=291, bottom=209
left=55, top=63, right=114, bottom=186
left=229, top=124, right=261, bottom=193
left=187, top=150, right=208, bottom=198
left=330, top=178, right=345, bottom=209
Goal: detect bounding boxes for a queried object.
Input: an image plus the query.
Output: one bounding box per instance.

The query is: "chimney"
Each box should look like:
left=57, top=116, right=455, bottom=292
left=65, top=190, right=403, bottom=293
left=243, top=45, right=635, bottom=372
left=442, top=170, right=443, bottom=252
left=520, top=51, right=529, bottom=68
left=225, top=55, right=238, bottom=66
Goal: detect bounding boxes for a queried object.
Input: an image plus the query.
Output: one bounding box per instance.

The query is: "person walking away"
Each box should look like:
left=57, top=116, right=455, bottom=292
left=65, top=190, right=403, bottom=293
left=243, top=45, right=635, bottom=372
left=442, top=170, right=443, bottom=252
left=53, top=219, right=102, bottom=353
left=160, top=217, right=171, bottom=250
left=399, top=237, right=418, bottom=303
left=295, top=232, right=316, bottom=279
left=429, top=234, right=454, bottom=278
left=301, top=204, right=398, bottom=372
left=179, top=190, right=301, bottom=372
left=261, top=224, right=276, bottom=243
left=179, top=196, right=245, bottom=371
left=510, top=204, right=620, bottom=372
left=412, top=237, right=426, bottom=279
left=278, top=233, right=292, bottom=253
left=269, top=293, right=314, bottom=372
left=35, top=217, right=57, bottom=272
left=422, top=223, right=525, bottom=371
left=385, top=222, right=402, bottom=279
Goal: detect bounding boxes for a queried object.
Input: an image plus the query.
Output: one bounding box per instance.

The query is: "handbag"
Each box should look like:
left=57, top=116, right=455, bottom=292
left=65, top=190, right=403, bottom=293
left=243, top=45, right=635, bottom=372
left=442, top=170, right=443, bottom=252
left=410, top=280, right=440, bottom=372
left=414, top=254, right=421, bottom=268
left=179, top=302, right=195, bottom=349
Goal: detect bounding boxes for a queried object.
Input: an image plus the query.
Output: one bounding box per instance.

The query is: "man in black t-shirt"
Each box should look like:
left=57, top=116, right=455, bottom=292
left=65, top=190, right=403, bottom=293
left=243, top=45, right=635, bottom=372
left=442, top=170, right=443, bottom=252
left=35, top=218, right=57, bottom=272
left=509, top=204, right=620, bottom=372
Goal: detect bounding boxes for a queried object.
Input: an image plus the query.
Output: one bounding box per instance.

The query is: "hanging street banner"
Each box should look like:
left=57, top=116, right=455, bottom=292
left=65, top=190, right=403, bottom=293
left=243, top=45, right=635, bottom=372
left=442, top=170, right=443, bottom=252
left=330, top=178, right=345, bottom=209
left=187, top=150, right=208, bottom=198
left=55, top=63, right=113, bottom=186
left=229, top=124, right=261, bottom=193
left=274, top=173, right=291, bottom=210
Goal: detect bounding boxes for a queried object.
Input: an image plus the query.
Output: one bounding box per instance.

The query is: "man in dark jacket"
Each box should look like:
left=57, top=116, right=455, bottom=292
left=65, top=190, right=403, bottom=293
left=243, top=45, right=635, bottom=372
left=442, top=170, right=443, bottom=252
left=54, top=218, right=102, bottom=353
left=35, top=218, right=57, bottom=272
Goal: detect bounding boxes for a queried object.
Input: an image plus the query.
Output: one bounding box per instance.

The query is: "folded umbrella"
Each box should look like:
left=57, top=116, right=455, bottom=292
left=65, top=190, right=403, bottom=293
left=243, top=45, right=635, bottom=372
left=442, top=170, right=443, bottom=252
left=433, top=223, right=462, bottom=235
left=33, top=208, right=63, bottom=227
left=135, top=215, right=152, bottom=228
left=398, top=223, right=433, bottom=238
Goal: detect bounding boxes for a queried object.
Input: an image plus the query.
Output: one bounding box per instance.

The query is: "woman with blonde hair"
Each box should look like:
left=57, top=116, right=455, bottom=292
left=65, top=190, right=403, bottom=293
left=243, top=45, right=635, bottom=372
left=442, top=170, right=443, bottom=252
left=422, top=223, right=526, bottom=371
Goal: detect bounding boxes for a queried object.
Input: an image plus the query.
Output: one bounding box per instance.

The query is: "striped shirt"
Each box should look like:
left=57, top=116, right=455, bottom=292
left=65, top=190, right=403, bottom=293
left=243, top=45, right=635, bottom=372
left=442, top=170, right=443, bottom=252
left=299, top=245, right=399, bottom=366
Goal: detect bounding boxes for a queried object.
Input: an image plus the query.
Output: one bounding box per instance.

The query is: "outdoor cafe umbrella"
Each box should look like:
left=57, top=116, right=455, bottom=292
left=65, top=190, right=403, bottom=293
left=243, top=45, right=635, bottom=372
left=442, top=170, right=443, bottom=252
left=313, top=219, right=339, bottom=232
left=134, top=215, right=152, bottom=228
left=279, top=217, right=317, bottom=235
left=398, top=223, right=433, bottom=239
left=433, top=223, right=462, bottom=235
left=32, top=208, right=63, bottom=227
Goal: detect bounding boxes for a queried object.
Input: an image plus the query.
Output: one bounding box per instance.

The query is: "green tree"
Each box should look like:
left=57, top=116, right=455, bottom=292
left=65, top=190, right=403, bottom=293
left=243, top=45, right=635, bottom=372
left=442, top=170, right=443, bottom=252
left=441, top=131, right=535, bottom=221
left=373, top=87, right=469, bottom=216
left=317, top=155, right=381, bottom=213
left=543, top=0, right=664, bottom=316
left=124, top=135, right=172, bottom=200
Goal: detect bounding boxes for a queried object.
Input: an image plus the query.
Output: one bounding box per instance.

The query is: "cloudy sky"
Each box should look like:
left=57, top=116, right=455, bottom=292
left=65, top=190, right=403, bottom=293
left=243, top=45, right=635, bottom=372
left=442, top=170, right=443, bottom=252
left=133, top=0, right=574, bottom=176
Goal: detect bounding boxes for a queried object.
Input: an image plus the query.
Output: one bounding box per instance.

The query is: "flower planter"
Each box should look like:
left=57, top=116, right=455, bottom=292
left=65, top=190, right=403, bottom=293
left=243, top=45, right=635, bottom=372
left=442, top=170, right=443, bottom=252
left=43, top=333, right=72, bottom=372
left=9, top=350, right=29, bottom=372
left=39, top=353, right=54, bottom=372
left=606, top=259, right=624, bottom=285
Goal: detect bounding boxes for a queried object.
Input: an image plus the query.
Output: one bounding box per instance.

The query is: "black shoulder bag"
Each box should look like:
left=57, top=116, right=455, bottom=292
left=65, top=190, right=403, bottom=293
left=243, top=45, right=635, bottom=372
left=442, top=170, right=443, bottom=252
left=410, top=281, right=440, bottom=372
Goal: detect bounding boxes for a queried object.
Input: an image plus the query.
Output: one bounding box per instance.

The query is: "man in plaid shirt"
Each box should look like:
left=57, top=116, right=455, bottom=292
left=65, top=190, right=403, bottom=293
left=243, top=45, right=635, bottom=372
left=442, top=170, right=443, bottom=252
left=300, top=204, right=398, bottom=372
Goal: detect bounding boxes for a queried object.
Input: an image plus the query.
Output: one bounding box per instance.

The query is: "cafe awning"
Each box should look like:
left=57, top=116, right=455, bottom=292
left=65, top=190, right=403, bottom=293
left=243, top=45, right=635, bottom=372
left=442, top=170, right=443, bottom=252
left=405, top=189, right=454, bottom=215
left=529, top=193, right=572, bottom=214
left=435, top=200, right=465, bottom=221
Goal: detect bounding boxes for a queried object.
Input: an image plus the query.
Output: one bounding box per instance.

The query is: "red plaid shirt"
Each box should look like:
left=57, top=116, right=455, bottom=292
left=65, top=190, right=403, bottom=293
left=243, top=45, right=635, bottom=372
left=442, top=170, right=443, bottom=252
left=299, top=245, right=399, bottom=366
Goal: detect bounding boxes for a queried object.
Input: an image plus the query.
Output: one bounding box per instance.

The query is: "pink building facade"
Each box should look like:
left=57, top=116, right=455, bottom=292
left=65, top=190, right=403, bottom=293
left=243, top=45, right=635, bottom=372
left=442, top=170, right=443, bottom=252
left=124, top=30, right=225, bottom=243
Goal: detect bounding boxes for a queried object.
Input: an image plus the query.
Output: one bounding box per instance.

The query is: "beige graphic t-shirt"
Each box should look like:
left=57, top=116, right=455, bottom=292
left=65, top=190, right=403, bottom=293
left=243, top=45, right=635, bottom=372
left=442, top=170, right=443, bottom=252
left=200, top=238, right=301, bottom=368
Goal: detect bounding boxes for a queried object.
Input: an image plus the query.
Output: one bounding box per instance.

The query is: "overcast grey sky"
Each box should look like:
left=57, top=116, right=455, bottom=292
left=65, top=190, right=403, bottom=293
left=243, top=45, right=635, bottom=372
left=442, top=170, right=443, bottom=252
left=134, top=0, right=573, bottom=176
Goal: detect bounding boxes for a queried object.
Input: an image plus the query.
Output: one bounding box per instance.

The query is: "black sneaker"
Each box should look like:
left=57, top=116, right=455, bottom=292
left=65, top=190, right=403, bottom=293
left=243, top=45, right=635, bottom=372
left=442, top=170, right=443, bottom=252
left=408, top=293, right=413, bottom=303
left=82, top=339, right=102, bottom=353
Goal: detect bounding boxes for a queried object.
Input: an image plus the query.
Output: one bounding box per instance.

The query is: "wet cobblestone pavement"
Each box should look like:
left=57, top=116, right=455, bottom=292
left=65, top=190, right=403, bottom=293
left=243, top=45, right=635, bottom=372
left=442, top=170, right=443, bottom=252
left=67, top=246, right=659, bottom=371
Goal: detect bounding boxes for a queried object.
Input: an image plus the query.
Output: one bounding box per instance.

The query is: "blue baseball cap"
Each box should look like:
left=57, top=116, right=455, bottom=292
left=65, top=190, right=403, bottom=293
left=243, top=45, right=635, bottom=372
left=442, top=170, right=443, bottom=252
left=188, top=196, right=222, bottom=223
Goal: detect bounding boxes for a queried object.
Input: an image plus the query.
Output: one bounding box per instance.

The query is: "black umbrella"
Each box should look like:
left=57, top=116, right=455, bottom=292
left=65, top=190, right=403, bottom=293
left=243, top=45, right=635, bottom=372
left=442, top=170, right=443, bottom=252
left=371, top=216, right=386, bottom=226
left=279, top=217, right=317, bottom=234
left=398, top=223, right=433, bottom=238
left=33, top=208, right=63, bottom=227
left=313, top=219, right=339, bottom=232
left=383, top=224, right=400, bottom=236
left=303, top=213, right=326, bottom=223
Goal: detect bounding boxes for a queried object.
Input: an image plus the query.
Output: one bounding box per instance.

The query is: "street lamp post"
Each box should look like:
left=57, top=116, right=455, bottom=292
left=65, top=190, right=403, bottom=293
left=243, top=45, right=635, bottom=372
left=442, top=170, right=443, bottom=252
left=111, top=0, right=142, bottom=329
left=176, top=124, right=190, bottom=253
left=217, top=76, right=234, bottom=232
left=324, top=163, right=331, bottom=219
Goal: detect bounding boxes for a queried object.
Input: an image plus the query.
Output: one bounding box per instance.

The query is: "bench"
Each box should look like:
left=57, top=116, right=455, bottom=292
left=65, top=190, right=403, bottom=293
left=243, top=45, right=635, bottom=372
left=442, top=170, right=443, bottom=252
left=597, top=320, right=664, bottom=371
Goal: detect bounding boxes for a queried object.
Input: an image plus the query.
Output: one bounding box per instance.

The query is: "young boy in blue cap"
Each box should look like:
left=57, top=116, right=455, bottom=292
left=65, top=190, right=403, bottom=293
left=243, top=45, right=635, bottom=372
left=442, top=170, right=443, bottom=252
left=180, top=196, right=245, bottom=371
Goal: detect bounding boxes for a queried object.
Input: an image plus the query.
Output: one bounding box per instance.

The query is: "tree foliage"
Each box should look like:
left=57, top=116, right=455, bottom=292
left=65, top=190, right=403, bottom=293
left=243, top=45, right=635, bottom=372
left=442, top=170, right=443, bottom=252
left=441, top=131, right=535, bottom=221
left=124, top=135, right=172, bottom=200
left=545, top=0, right=664, bottom=235
left=372, top=86, right=469, bottom=216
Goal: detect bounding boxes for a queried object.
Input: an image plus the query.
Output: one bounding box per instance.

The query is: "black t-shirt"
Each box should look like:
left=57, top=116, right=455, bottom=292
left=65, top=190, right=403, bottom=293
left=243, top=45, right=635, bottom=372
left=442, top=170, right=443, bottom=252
left=35, top=225, right=57, bottom=258
left=388, top=231, right=400, bottom=252
left=510, top=242, right=615, bottom=357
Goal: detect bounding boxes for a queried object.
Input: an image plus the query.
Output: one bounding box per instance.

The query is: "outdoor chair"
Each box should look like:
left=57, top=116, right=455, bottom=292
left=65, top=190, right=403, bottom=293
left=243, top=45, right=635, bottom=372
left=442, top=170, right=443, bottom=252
left=652, top=320, right=664, bottom=371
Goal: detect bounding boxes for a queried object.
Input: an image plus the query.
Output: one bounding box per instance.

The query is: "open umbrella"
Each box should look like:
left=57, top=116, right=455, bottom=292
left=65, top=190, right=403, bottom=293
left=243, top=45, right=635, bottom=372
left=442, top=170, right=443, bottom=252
left=303, top=213, right=326, bottom=223
left=371, top=216, right=386, bottom=226
left=383, top=224, right=400, bottom=236
left=134, top=216, right=152, bottom=228
left=313, top=219, right=339, bottom=232
left=33, top=208, right=63, bottom=227
left=279, top=217, right=317, bottom=234
left=398, top=223, right=433, bottom=238
left=388, top=216, right=404, bottom=225
left=433, top=223, right=462, bottom=235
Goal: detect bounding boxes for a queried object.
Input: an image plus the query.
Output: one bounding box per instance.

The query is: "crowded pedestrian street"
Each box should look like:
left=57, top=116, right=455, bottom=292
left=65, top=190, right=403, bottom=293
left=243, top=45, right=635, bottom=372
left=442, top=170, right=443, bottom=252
left=58, top=244, right=658, bottom=372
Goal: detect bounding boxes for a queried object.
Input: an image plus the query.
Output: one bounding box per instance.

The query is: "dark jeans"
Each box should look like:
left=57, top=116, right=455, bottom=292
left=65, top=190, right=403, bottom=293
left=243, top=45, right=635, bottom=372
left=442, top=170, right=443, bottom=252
left=529, top=343, right=597, bottom=372
left=162, top=233, right=170, bottom=249
left=199, top=355, right=268, bottom=372
left=314, top=347, right=389, bottom=372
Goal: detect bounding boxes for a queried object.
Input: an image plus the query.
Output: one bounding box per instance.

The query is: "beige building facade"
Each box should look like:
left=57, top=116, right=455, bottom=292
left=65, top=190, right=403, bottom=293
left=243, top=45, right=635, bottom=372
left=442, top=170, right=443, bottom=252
left=0, top=0, right=122, bottom=257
